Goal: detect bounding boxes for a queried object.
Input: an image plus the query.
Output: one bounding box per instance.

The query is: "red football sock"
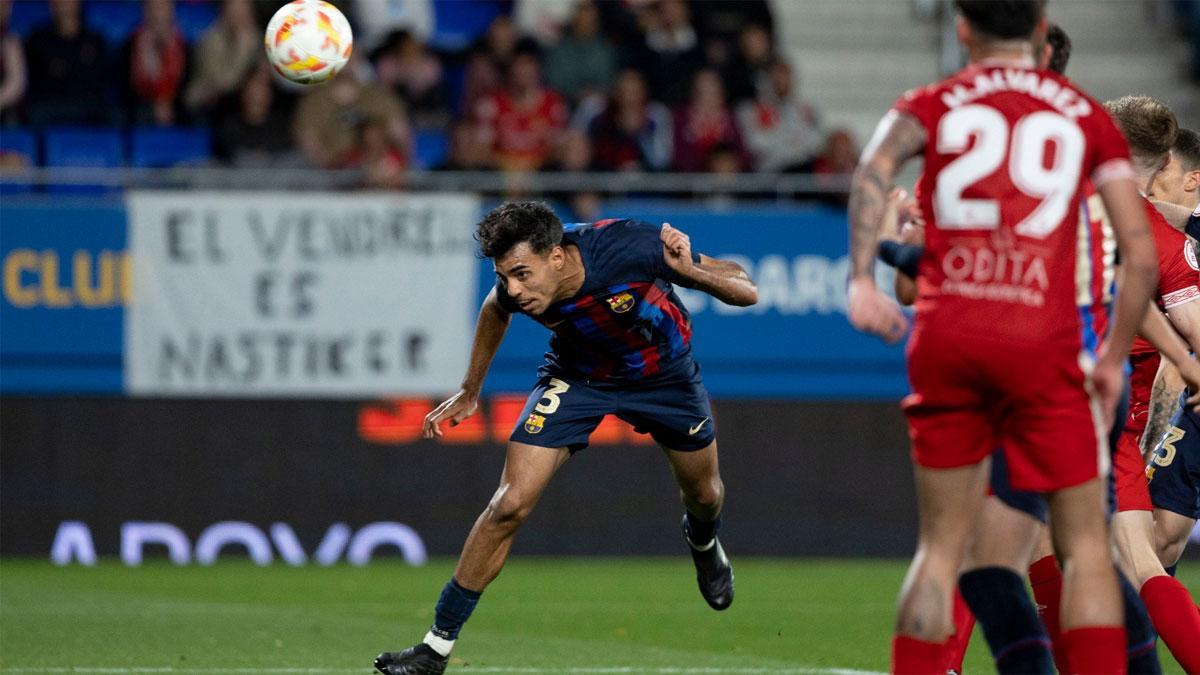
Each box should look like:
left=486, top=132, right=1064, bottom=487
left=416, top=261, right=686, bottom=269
left=892, top=635, right=950, bottom=675
left=1061, top=626, right=1126, bottom=674
left=1141, top=575, right=1200, bottom=673
left=942, top=589, right=975, bottom=672
left=1028, top=554, right=1067, bottom=672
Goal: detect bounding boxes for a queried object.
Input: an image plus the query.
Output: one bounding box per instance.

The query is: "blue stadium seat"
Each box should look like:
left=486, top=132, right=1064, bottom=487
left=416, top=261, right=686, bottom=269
left=429, top=0, right=508, bottom=51
left=0, top=129, right=38, bottom=164
left=85, top=0, right=144, bottom=47
left=43, top=127, right=126, bottom=194
left=176, top=1, right=221, bottom=43
left=413, top=130, right=448, bottom=169
left=0, top=129, right=38, bottom=194
left=9, top=2, right=51, bottom=38
left=130, top=127, right=212, bottom=168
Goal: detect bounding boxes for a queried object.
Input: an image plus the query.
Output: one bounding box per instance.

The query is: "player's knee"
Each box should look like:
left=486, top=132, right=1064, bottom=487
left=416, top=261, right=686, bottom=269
left=484, top=488, right=534, bottom=530
left=683, top=476, right=724, bottom=510
left=895, top=573, right=954, bottom=641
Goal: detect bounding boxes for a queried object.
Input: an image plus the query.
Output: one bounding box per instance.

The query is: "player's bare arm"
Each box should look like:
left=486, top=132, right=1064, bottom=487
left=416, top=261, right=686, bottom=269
left=1096, top=177, right=1159, bottom=415
left=847, top=110, right=926, bottom=343
left=1139, top=307, right=1200, bottom=432
left=423, top=288, right=512, bottom=439
left=660, top=223, right=758, bottom=307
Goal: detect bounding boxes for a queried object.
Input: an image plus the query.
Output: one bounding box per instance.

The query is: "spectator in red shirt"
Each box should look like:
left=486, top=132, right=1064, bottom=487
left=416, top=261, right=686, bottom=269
left=343, top=118, right=409, bottom=189
left=672, top=68, right=746, bottom=172
left=129, top=0, right=186, bottom=126
left=459, top=15, right=519, bottom=116
left=472, top=49, right=568, bottom=171
left=812, top=128, right=859, bottom=206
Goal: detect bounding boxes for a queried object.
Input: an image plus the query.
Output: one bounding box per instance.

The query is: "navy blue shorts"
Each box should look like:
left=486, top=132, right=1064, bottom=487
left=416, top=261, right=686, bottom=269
left=1147, top=390, right=1200, bottom=520
left=991, top=372, right=1129, bottom=522
left=509, top=373, right=715, bottom=453
left=991, top=447, right=1049, bottom=523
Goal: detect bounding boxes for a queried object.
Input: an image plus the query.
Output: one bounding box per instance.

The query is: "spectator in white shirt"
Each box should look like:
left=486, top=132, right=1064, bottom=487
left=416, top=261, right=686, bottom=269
left=735, top=59, right=821, bottom=173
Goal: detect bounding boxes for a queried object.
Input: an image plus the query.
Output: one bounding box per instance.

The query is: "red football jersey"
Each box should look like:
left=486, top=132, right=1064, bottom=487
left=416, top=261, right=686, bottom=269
left=894, top=60, right=1134, bottom=348
left=473, top=88, right=568, bottom=170
left=1129, top=199, right=1200, bottom=357
left=1076, top=184, right=1116, bottom=352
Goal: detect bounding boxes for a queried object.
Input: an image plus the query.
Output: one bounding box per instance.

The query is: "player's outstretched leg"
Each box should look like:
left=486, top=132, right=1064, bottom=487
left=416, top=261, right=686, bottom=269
left=957, top=494, right=1053, bottom=674
left=375, top=442, right=570, bottom=675
left=664, top=440, right=733, bottom=610
left=893, top=461, right=989, bottom=674
left=1048, top=478, right=1126, bottom=674
left=1114, top=509, right=1200, bottom=672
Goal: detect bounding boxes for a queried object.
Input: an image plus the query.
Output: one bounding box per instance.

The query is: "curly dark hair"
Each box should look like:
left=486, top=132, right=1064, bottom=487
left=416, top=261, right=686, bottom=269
left=1045, top=23, right=1071, bottom=74
left=476, top=201, right=564, bottom=259
left=955, top=0, right=1046, bottom=40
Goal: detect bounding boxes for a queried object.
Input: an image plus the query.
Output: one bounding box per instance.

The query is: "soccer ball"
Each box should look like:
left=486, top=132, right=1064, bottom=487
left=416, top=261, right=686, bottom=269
left=264, top=1, right=353, bottom=85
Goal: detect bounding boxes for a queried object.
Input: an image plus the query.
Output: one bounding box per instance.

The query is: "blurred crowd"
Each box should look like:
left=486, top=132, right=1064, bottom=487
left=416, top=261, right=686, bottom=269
left=0, top=0, right=862, bottom=206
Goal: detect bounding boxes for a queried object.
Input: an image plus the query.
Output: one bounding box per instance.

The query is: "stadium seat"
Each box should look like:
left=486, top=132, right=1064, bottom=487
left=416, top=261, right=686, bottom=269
left=85, top=0, right=144, bottom=47
left=429, top=0, right=507, bottom=51
left=0, top=129, right=38, bottom=195
left=42, top=127, right=126, bottom=194
left=130, top=127, right=213, bottom=168
left=413, top=130, right=448, bottom=169
left=8, top=2, right=51, bottom=38
left=0, top=129, right=38, bottom=164
left=175, top=1, right=221, bottom=43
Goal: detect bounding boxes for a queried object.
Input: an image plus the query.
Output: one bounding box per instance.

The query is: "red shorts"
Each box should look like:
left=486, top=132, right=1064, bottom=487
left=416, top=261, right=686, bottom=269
left=903, top=327, right=1106, bottom=493
left=1114, top=351, right=1160, bottom=512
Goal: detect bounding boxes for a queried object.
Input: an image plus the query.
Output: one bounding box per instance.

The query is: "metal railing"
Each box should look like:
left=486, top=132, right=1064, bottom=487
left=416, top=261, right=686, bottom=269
left=0, top=166, right=852, bottom=199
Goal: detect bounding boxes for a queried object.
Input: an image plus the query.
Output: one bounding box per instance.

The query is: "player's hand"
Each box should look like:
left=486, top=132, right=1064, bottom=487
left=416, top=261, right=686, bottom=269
left=847, top=276, right=908, bottom=344
left=661, top=223, right=694, bottom=276
left=1091, top=351, right=1126, bottom=429
left=423, top=389, right=480, bottom=439
left=1177, top=360, right=1200, bottom=414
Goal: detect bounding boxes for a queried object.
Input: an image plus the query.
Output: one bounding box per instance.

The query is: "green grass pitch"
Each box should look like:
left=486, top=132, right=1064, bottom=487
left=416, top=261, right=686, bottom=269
left=1, top=557, right=1197, bottom=673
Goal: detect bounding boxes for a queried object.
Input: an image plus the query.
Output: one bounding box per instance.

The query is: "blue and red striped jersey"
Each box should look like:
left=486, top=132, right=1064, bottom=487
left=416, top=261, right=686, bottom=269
left=495, top=219, right=701, bottom=384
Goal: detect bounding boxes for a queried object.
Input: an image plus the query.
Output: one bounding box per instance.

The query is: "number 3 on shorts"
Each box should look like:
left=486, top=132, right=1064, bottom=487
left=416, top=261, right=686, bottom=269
left=535, top=378, right=571, bottom=415
left=1153, top=425, right=1184, bottom=468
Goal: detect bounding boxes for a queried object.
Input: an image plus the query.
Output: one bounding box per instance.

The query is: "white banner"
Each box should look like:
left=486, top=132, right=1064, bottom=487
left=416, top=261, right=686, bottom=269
left=125, top=191, right=480, bottom=397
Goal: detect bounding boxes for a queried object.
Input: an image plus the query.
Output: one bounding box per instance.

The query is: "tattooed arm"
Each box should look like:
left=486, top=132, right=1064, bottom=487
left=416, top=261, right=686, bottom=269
left=1142, top=356, right=1185, bottom=460
left=846, top=110, right=927, bottom=343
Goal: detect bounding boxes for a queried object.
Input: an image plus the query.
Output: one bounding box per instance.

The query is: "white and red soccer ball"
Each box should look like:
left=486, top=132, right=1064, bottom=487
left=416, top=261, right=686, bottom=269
left=264, top=1, right=353, bottom=85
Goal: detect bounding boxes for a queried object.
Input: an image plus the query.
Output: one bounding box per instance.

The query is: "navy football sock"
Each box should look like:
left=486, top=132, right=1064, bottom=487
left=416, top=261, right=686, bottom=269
left=1119, top=569, right=1162, bottom=674
left=959, top=567, right=1054, bottom=674
left=1166, top=564, right=1178, bottom=577
left=430, top=578, right=482, bottom=641
left=684, top=511, right=722, bottom=548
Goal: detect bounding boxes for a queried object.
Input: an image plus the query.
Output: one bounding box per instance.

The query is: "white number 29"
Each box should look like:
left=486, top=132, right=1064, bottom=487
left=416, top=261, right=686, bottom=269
left=934, top=105, right=1085, bottom=239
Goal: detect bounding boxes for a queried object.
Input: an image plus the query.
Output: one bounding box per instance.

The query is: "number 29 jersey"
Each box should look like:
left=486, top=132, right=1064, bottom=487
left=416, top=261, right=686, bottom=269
left=893, top=60, right=1134, bottom=348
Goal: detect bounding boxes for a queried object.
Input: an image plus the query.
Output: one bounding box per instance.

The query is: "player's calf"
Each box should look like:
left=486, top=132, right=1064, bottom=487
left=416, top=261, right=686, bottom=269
left=1047, top=480, right=1126, bottom=673
left=1153, top=508, right=1195, bottom=570
left=677, top=475, right=724, bottom=522
left=959, top=567, right=1054, bottom=674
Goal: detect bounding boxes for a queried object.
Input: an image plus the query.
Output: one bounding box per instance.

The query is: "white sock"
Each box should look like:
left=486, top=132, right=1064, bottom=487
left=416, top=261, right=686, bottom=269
left=423, top=631, right=454, bottom=657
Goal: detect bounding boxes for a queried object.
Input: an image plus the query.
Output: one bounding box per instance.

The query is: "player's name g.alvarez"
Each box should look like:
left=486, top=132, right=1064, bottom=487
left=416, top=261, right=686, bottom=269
left=940, top=69, right=1093, bottom=119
